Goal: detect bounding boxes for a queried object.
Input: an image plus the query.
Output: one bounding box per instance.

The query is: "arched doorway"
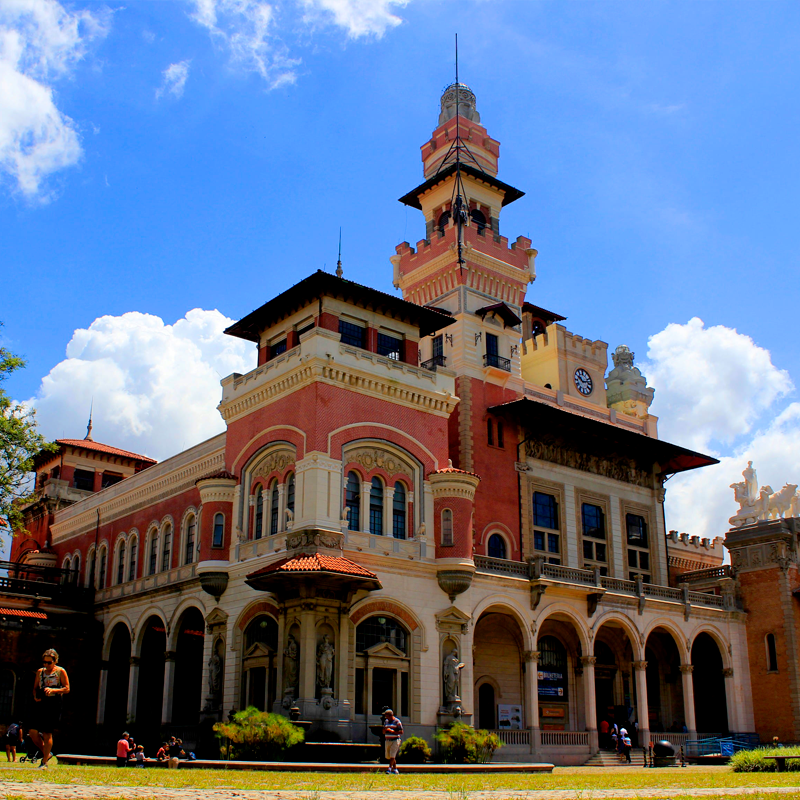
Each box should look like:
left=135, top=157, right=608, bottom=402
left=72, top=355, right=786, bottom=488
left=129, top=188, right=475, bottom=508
left=537, top=614, right=586, bottom=734
left=136, top=617, right=166, bottom=733
left=692, top=632, right=728, bottom=734
left=644, top=627, right=686, bottom=735
left=104, top=623, right=131, bottom=731
left=172, top=608, right=205, bottom=725
left=593, top=619, right=638, bottom=744
left=354, top=615, right=410, bottom=718
left=241, top=614, right=278, bottom=712
left=473, top=611, right=524, bottom=731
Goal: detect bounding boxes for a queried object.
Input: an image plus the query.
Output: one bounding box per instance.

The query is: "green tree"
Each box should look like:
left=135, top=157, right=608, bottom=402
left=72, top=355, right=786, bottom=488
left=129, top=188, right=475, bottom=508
left=0, top=326, right=54, bottom=533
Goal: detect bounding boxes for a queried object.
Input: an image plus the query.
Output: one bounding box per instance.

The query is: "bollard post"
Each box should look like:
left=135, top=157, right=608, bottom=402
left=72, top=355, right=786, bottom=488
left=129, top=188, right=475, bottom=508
left=680, top=745, right=686, bottom=767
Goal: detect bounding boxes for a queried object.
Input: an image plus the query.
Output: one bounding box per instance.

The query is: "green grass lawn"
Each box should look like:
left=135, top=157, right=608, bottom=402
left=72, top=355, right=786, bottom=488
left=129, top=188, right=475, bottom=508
left=1, top=762, right=800, bottom=793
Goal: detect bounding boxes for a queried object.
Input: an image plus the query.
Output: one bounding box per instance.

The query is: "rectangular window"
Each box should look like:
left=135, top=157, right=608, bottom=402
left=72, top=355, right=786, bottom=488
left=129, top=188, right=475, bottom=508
left=582, top=504, right=605, bottom=539
left=161, top=530, right=171, bottom=572
left=533, top=492, right=558, bottom=530
left=297, top=322, right=314, bottom=338
left=547, top=533, right=560, bottom=554
left=626, top=514, right=648, bottom=545
left=185, top=520, right=195, bottom=564
left=377, top=333, right=402, bottom=360
left=534, top=531, right=545, bottom=551
left=148, top=536, right=158, bottom=576
left=269, top=339, right=287, bottom=360
left=73, top=469, right=94, bottom=491
left=432, top=335, right=443, bottom=359
left=213, top=515, right=225, bottom=548
left=101, top=472, right=122, bottom=489
left=339, top=320, right=365, bottom=348
left=442, top=509, right=454, bottom=546
left=626, top=513, right=651, bottom=582
left=128, top=539, right=137, bottom=582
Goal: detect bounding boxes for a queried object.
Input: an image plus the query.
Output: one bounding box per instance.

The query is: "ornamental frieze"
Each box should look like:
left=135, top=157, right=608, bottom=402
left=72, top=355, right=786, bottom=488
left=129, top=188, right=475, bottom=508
left=346, top=447, right=413, bottom=479
left=524, top=439, right=652, bottom=488
left=253, top=447, right=296, bottom=479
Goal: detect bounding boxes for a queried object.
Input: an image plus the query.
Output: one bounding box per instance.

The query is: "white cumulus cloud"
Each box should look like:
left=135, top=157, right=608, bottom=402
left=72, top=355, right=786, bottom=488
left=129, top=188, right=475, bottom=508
left=29, top=309, right=256, bottom=462
left=640, top=318, right=799, bottom=539
left=0, top=0, right=108, bottom=199
left=156, top=59, right=191, bottom=99
left=300, top=0, right=406, bottom=38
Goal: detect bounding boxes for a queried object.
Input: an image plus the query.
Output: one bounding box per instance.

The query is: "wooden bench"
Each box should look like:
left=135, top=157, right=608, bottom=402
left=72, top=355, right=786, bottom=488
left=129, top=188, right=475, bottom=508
left=763, top=755, right=800, bottom=772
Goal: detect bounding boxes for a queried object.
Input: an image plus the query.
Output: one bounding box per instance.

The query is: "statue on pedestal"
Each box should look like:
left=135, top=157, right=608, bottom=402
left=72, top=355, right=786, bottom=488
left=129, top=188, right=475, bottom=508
left=442, top=648, right=465, bottom=705
left=316, top=634, right=335, bottom=690
left=283, top=634, right=299, bottom=696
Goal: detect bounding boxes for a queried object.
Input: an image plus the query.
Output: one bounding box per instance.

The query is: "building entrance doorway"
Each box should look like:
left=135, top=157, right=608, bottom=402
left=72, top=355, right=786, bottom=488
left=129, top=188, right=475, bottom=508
left=372, top=668, right=394, bottom=715
left=478, top=683, right=496, bottom=729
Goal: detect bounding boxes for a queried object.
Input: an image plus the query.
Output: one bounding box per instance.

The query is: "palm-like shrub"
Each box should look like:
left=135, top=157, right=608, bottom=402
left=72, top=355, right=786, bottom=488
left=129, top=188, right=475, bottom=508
left=213, top=707, right=304, bottom=761
left=434, top=722, right=503, bottom=764
left=398, top=736, right=432, bottom=763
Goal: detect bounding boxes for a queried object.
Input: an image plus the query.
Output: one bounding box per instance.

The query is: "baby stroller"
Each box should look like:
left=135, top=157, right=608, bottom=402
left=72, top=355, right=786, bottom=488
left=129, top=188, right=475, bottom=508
left=19, top=735, right=42, bottom=764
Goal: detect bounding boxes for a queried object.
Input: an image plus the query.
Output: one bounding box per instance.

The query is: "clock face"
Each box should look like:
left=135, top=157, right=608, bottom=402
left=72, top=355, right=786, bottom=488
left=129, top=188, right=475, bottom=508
left=574, top=368, right=593, bottom=396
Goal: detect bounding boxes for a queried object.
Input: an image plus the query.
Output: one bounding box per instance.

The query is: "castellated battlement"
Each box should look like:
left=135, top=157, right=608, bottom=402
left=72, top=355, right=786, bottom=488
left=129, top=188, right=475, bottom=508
left=529, top=325, right=606, bottom=359
left=667, top=530, right=725, bottom=555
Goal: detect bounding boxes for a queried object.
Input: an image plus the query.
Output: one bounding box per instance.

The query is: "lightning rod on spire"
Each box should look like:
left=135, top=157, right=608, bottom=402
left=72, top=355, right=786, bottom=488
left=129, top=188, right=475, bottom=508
left=335, top=227, right=343, bottom=278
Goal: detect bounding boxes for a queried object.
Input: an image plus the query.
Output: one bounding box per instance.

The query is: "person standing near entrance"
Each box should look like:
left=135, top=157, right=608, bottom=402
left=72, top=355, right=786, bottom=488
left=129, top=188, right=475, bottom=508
left=29, top=649, right=70, bottom=769
left=382, top=709, right=403, bottom=775
left=116, top=732, right=130, bottom=767
left=4, top=721, right=22, bottom=762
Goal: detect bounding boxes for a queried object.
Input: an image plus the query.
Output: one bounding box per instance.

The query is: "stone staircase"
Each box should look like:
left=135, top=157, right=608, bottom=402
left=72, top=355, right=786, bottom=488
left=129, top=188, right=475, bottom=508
left=583, top=748, right=647, bottom=768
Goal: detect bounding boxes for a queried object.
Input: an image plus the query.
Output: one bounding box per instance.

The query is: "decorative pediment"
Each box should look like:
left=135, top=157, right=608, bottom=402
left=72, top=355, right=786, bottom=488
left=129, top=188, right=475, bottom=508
left=435, top=605, right=471, bottom=635
left=344, top=446, right=414, bottom=479
left=253, top=446, right=296, bottom=479
left=244, top=641, right=275, bottom=660
left=365, top=641, right=407, bottom=659
left=205, top=607, right=229, bottom=631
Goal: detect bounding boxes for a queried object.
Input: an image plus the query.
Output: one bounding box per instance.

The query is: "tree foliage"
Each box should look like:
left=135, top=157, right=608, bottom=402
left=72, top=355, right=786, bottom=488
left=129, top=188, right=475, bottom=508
left=0, top=327, right=54, bottom=533
left=213, top=707, right=305, bottom=761
left=434, top=722, right=503, bottom=764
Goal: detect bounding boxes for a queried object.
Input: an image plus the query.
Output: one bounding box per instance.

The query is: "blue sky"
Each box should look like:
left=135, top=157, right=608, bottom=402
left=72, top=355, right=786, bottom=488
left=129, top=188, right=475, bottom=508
left=3, top=0, right=800, bottom=537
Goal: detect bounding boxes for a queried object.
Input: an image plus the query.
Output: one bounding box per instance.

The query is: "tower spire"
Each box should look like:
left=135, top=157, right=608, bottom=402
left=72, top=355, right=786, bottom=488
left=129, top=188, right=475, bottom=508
left=453, top=34, right=467, bottom=273
left=335, top=227, right=343, bottom=278
left=85, top=399, right=94, bottom=441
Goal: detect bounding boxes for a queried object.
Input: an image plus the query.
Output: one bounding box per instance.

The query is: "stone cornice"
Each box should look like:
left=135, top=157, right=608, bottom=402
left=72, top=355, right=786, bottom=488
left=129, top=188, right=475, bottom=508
left=220, top=353, right=459, bottom=424
left=51, top=442, right=226, bottom=541
left=428, top=470, right=481, bottom=500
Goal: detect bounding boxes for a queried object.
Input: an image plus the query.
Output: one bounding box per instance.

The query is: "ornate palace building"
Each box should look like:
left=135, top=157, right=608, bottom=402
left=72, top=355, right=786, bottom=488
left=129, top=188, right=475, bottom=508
left=6, top=83, right=755, bottom=764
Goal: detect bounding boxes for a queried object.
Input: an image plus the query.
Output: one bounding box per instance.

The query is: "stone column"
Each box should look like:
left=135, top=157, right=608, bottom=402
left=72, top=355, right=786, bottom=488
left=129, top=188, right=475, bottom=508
left=274, top=612, right=286, bottom=712
left=680, top=664, right=697, bottom=738
left=299, top=606, right=317, bottom=702
left=162, top=650, right=177, bottom=725
left=127, top=657, right=140, bottom=722
left=384, top=486, right=394, bottom=538
left=722, top=667, right=736, bottom=735
left=338, top=618, right=350, bottom=703
left=96, top=660, right=109, bottom=725
left=360, top=481, right=370, bottom=533
left=633, top=660, right=650, bottom=748
left=524, top=650, right=540, bottom=754
left=580, top=656, right=598, bottom=752
left=277, top=484, right=287, bottom=534
left=459, top=627, right=475, bottom=720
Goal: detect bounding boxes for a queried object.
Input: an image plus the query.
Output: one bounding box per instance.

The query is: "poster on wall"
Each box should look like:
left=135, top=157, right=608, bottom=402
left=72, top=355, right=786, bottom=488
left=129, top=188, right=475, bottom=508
left=537, top=668, right=567, bottom=699
left=497, top=704, right=523, bottom=729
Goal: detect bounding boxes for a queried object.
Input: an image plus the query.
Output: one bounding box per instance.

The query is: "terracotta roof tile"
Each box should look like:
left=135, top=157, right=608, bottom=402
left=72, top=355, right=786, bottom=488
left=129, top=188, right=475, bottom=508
left=0, top=608, right=47, bottom=619
left=247, top=552, right=378, bottom=580
left=429, top=460, right=481, bottom=479
left=196, top=470, right=237, bottom=483
left=56, top=439, right=156, bottom=464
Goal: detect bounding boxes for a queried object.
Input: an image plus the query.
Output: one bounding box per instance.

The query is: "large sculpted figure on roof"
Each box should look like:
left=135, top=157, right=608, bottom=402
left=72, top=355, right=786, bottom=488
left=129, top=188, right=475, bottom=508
left=730, top=461, right=800, bottom=526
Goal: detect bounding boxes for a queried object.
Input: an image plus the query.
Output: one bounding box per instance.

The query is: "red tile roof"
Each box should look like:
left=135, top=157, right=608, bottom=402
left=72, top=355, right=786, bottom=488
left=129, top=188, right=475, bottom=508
left=430, top=460, right=481, bottom=479
left=247, top=553, right=378, bottom=580
left=55, top=439, right=156, bottom=464
left=0, top=608, right=47, bottom=619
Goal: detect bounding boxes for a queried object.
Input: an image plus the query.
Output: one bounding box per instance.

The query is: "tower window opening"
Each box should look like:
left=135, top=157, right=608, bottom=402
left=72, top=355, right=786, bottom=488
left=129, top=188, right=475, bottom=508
left=73, top=469, right=94, bottom=492
left=497, top=421, right=504, bottom=448
left=212, top=513, right=225, bottom=548
left=470, top=209, right=487, bottom=235
left=487, top=419, right=494, bottom=446
left=339, top=320, right=365, bottom=349
left=766, top=633, right=778, bottom=672
left=488, top=533, right=506, bottom=559
left=441, top=509, right=454, bottom=546
left=437, top=211, right=451, bottom=236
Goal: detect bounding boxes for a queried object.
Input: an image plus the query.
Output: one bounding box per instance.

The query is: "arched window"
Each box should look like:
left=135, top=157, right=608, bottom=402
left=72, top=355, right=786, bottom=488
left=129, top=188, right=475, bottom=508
left=538, top=636, right=568, bottom=700
left=369, top=477, right=384, bottom=536
left=488, top=533, right=506, bottom=559
left=86, top=547, right=95, bottom=588
left=184, top=515, right=196, bottom=564
left=161, top=524, right=172, bottom=572
left=441, top=509, right=454, bottom=546
left=254, top=488, right=264, bottom=540
left=116, top=540, right=126, bottom=585
left=437, top=210, right=451, bottom=235
left=345, top=471, right=360, bottom=531
left=73, top=553, right=81, bottom=584
left=269, top=480, right=280, bottom=536
left=286, top=473, right=295, bottom=518
left=766, top=633, right=778, bottom=672
left=470, top=208, right=487, bottom=234
left=148, top=530, right=158, bottom=576
left=98, top=545, right=107, bottom=589
left=392, top=482, right=406, bottom=540
left=127, top=538, right=136, bottom=582
left=355, top=615, right=410, bottom=717
left=212, top=513, right=225, bottom=548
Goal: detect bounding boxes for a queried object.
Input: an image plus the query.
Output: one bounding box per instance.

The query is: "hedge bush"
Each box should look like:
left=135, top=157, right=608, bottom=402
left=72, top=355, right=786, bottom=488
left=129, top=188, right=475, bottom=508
left=435, top=722, right=503, bottom=764
left=398, top=736, right=432, bottom=763
left=213, top=707, right=305, bottom=761
left=730, top=745, right=800, bottom=772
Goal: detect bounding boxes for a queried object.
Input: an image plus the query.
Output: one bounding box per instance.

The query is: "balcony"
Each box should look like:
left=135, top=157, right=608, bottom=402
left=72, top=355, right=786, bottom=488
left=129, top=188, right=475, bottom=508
left=474, top=556, right=730, bottom=611
left=483, top=353, right=511, bottom=372
left=0, top=560, right=94, bottom=610
left=421, top=354, right=447, bottom=372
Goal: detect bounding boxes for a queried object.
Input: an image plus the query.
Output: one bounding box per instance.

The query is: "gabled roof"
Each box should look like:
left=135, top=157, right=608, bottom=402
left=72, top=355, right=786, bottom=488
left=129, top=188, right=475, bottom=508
left=398, top=162, right=525, bottom=210
left=225, top=271, right=456, bottom=343
left=490, top=396, right=718, bottom=478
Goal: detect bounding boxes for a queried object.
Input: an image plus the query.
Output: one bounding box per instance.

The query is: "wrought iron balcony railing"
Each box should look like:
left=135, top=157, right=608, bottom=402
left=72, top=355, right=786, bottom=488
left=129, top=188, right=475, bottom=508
left=421, top=354, right=447, bottom=371
left=483, top=353, right=511, bottom=372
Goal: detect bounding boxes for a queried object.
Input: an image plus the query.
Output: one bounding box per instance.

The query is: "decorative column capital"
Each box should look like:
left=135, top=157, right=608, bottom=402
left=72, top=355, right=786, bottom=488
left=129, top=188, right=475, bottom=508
left=632, top=660, right=648, bottom=671
left=579, top=656, right=597, bottom=667
left=164, top=650, right=178, bottom=662
left=679, top=664, right=694, bottom=674
left=722, top=667, right=734, bottom=678
left=524, top=650, right=540, bottom=664
left=129, top=656, right=140, bottom=667
left=99, top=659, right=110, bottom=670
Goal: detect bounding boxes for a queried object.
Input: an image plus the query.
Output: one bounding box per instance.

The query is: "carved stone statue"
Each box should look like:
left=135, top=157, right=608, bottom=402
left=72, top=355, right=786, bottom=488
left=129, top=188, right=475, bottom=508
left=283, top=634, right=299, bottom=694
left=605, top=345, right=655, bottom=419
left=208, top=649, right=223, bottom=694
left=730, top=461, right=800, bottom=527
left=316, top=634, right=335, bottom=690
left=442, top=648, right=465, bottom=704
left=285, top=508, right=294, bottom=530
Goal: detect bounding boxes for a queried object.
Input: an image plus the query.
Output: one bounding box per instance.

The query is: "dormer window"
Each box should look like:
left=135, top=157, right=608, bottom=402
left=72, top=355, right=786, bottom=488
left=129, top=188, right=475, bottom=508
left=339, top=320, right=365, bottom=348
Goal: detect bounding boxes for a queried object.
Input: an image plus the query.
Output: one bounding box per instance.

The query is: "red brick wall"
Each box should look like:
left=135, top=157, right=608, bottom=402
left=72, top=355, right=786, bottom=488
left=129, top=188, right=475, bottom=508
left=433, top=495, right=473, bottom=559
